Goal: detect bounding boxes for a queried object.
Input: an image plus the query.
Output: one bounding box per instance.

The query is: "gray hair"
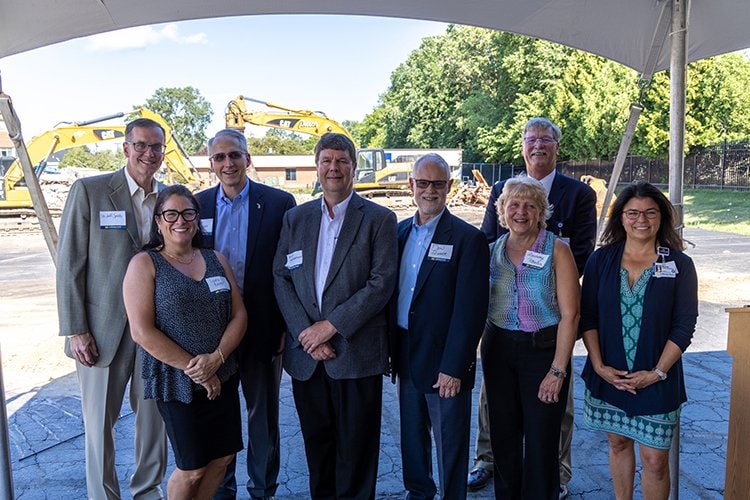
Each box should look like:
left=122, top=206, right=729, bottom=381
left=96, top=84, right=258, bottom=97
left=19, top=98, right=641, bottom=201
left=208, top=128, right=248, bottom=153
left=523, top=117, right=561, bottom=143
left=413, top=153, right=451, bottom=178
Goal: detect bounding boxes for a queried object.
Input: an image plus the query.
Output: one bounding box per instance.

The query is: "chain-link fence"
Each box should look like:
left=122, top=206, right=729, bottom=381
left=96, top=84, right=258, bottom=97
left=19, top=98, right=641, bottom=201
left=462, top=141, right=750, bottom=190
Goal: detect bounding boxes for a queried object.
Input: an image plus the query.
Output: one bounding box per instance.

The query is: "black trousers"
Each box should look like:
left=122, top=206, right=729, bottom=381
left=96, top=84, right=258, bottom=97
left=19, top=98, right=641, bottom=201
left=480, top=323, right=570, bottom=500
left=292, top=364, right=383, bottom=500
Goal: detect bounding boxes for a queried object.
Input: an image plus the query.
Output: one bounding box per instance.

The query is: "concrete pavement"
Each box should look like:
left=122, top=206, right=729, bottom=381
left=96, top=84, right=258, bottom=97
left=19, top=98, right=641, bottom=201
left=5, top=227, right=747, bottom=498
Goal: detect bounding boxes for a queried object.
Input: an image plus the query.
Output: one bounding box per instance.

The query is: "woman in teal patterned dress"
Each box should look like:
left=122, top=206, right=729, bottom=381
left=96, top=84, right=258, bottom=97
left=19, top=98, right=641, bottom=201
left=580, top=182, right=698, bottom=500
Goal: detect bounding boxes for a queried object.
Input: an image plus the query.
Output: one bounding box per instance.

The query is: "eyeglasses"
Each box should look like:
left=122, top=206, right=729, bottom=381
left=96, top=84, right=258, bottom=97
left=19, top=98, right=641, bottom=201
left=413, top=179, right=449, bottom=189
left=126, top=141, right=166, bottom=154
left=158, top=209, right=199, bottom=223
left=210, top=151, right=245, bottom=162
left=623, top=208, right=660, bottom=220
left=523, top=136, right=557, bottom=145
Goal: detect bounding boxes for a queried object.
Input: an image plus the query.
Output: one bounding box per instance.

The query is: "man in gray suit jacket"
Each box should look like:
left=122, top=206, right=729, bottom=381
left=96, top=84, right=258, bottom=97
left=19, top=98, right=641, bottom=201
left=273, top=133, right=397, bottom=499
left=57, top=118, right=168, bottom=499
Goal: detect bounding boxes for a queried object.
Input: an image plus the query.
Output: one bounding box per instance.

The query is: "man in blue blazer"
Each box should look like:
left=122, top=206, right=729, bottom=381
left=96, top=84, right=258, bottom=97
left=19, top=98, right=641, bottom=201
left=469, top=117, right=596, bottom=497
left=273, top=133, right=397, bottom=499
left=393, top=154, right=489, bottom=499
left=196, top=129, right=296, bottom=500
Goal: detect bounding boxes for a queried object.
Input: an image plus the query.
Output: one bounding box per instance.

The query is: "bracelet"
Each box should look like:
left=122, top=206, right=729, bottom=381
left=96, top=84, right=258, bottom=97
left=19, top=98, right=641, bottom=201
left=217, top=347, right=225, bottom=364
left=653, top=367, right=667, bottom=381
left=549, top=365, right=567, bottom=379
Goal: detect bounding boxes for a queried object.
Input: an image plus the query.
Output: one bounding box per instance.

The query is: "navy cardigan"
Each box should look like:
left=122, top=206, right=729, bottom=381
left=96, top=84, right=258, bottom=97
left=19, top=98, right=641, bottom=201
left=580, top=242, right=698, bottom=416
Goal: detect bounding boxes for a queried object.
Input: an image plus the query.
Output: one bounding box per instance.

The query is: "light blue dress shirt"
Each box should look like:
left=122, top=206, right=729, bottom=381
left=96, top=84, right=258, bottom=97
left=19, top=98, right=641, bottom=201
left=214, top=180, right=250, bottom=295
left=397, top=210, right=444, bottom=329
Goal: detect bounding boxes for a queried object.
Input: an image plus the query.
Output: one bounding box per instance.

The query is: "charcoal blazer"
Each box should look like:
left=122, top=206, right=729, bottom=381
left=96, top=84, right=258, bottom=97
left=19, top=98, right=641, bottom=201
left=480, top=172, right=596, bottom=275
left=196, top=180, right=296, bottom=362
left=273, top=193, right=398, bottom=381
left=392, top=209, right=490, bottom=393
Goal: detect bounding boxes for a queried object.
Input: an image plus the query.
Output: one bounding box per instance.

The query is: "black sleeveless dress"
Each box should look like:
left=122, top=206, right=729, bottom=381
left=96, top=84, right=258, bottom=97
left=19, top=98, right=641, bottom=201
left=145, top=248, right=243, bottom=470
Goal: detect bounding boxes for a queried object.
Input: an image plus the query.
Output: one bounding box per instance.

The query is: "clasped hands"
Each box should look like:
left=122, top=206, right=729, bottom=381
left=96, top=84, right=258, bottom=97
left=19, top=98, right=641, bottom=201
left=299, top=320, right=337, bottom=361
left=185, top=352, right=223, bottom=399
left=596, top=365, right=660, bottom=394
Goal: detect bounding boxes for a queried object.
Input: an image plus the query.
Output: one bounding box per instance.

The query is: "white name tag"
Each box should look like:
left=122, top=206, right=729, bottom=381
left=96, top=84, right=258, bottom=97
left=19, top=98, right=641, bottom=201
left=522, top=250, right=549, bottom=269
left=205, top=276, right=231, bottom=293
left=654, top=261, right=678, bottom=279
left=99, top=210, right=126, bottom=229
left=286, top=250, right=303, bottom=269
left=200, top=218, right=213, bottom=235
left=427, top=243, right=453, bottom=262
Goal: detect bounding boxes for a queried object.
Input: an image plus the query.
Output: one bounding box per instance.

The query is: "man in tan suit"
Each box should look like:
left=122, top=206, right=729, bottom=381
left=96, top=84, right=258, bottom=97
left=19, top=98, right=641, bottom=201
left=57, top=118, right=168, bottom=499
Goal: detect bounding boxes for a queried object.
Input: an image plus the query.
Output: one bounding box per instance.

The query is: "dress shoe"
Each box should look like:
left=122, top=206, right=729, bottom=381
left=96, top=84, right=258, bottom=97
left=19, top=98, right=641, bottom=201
left=559, top=484, right=569, bottom=499
left=467, top=466, right=492, bottom=491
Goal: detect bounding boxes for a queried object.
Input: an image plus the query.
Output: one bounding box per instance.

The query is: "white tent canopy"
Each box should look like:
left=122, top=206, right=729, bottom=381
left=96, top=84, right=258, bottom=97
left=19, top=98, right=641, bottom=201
left=1, top=0, right=749, bottom=74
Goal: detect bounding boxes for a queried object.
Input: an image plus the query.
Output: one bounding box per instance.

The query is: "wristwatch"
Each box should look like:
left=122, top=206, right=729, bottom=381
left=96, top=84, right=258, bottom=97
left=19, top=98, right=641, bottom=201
left=653, top=367, right=667, bottom=381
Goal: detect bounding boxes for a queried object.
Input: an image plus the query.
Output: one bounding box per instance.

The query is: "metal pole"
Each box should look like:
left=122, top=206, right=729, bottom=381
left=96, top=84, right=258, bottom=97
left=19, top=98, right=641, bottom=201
left=0, top=75, right=58, bottom=264
left=668, top=0, right=688, bottom=498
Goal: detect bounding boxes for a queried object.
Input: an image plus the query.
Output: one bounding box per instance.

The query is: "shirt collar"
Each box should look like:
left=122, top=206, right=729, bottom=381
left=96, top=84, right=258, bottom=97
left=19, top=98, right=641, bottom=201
left=537, top=169, right=556, bottom=197
left=411, top=208, right=445, bottom=230
left=320, top=191, right=354, bottom=220
left=123, top=166, right=157, bottom=197
left=218, top=178, right=251, bottom=205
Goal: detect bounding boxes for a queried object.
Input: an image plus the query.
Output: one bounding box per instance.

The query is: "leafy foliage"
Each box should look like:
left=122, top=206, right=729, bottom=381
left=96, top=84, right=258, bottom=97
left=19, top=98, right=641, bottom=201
left=364, top=25, right=750, bottom=162
left=137, top=87, right=212, bottom=154
left=59, top=147, right=125, bottom=171
left=246, top=129, right=316, bottom=155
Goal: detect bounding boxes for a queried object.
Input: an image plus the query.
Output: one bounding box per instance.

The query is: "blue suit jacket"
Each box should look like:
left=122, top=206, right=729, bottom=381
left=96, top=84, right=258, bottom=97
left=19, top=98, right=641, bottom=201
left=195, top=180, right=296, bottom=362
left=392, top=209, right=490, bottom=393
left=273, top=193, right=398, bottom=381
left=480, top=172, right=596, bottom=276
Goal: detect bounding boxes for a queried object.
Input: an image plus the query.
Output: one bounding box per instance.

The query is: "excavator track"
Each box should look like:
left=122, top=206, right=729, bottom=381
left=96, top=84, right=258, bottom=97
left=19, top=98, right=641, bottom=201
left=0, top=211, right=61, bottom=234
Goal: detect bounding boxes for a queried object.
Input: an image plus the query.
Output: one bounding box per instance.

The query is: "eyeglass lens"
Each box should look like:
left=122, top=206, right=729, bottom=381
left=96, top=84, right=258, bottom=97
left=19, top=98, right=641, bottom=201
left=130, top=142, right=166, bottom=153
left=624, top=209, right=659, bottom=220
left=210, top=151, right=245, bottom=162
left=161, top=209, right=198, bottom=222
left=414, top=179, right=448, bottom=189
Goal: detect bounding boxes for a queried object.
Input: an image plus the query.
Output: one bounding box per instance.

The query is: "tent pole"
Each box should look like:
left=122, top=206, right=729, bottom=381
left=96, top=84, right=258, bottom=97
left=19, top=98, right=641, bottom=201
left=668, top=1, right=688, bottom=499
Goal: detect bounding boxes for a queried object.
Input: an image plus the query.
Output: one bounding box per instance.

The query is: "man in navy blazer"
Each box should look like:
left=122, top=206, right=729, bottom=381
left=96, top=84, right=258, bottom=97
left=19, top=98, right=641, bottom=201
left=196, top=129, right=296, bottom=500
left=469, top=117, right=596, bottom=497
left=393, top=154, right=489, bottom=499
left=273, top=133, right=397, bottom=499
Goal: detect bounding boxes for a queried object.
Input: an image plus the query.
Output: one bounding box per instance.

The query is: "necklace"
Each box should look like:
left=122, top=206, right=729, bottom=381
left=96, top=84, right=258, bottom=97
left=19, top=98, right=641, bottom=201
left=162, top=248, right=196, bottom=265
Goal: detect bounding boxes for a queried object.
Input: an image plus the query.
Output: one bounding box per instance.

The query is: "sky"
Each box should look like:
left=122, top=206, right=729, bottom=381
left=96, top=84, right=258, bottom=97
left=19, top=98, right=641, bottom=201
left=0, top=15, right=448, bottom=140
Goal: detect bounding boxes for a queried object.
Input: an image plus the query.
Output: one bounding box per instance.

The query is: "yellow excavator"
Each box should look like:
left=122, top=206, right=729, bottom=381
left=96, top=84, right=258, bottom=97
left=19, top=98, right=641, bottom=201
left=225, top=96, right=413, bottom=195
left=0, top=108, right=204, bottom=212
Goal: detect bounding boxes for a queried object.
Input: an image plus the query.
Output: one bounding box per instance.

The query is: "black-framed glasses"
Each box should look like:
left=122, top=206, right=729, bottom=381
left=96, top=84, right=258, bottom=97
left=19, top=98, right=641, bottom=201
left=623, top=208, right=660, bottom=220
left=210, top=151, right=245, bottom=162
left=413, top=179, right=449, bottom=189
left=158, top=209, right=199, bottom=223
left=523, top=136, right=557, bottom=145
left=126, top=141, right=166, bottom=153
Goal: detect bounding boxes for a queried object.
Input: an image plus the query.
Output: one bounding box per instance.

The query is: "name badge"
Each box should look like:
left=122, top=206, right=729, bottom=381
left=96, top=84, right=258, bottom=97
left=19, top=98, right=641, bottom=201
left=522, top=250, right=549, bottom=269
left=428, top=243, right=453, bottom=262
left=200, top=218, right=213, bottom=235
left=654, top=261, right=678, bottom=279
left=99, top=210, right=126, bottom=229
left=205, top=276, right=231, bottom=293
left=286, top=250, right=303, bottom=270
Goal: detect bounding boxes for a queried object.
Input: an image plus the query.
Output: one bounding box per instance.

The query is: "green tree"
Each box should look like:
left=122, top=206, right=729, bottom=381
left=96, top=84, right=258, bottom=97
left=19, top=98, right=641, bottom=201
left=59, top=147, right=125, bottom=171
left=361, top=25, right=750, bottom=162
left=246, top=129, right=315, bottom=155
left=138, top=87, right=212, bottom=154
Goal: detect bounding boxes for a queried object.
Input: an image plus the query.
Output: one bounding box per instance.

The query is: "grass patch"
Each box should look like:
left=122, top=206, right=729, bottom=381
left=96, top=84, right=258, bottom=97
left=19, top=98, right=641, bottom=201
left=683, top=189, right=750, bottom=236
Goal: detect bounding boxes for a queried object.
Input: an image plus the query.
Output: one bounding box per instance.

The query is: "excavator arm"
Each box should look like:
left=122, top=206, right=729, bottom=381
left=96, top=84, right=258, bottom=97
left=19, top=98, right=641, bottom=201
left=225, top=96, right=354, bottom=142
left=0, top=108, right=203, bottom=208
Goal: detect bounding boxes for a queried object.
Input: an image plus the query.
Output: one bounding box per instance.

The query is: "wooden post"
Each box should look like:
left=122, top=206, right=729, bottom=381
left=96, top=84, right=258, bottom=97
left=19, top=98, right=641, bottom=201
left=725, top=306, right=750, bottom=499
